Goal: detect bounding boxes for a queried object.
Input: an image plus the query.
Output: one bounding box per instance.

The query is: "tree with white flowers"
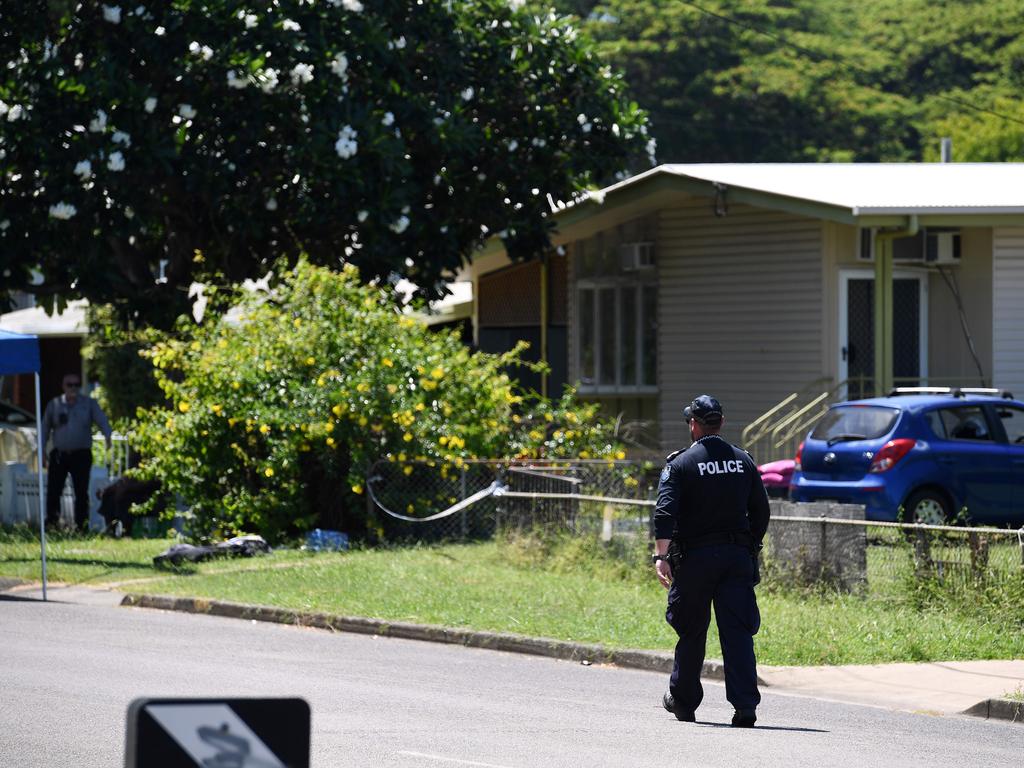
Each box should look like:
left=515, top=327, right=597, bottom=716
left=0, top=0, right=648, bottom=326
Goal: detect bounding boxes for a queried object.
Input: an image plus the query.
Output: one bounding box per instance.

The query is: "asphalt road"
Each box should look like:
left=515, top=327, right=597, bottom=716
left=1, top=595, right=1021, bottom=767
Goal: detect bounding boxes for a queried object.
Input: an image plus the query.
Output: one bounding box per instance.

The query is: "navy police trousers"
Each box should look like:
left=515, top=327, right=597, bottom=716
left=665, top=543, right=761, bottom=713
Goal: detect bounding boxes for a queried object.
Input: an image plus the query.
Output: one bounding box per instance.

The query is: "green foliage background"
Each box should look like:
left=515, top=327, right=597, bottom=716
left=552, top=0, right=1024, bottom=163
left=129, top=261, right=623, bottom=542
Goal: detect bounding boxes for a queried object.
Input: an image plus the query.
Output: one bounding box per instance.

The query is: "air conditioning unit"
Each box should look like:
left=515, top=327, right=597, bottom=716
left=619, top=242, right=655, bottom=271
left=925, top=230, right=961, bottom=266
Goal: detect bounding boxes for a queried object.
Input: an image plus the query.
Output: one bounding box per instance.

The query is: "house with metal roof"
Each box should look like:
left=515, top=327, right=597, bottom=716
left=469, top=163, right=1024, bottom=459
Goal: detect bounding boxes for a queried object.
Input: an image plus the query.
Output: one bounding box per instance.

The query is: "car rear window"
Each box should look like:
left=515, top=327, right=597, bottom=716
left=810, top=405, right=900, bottom=442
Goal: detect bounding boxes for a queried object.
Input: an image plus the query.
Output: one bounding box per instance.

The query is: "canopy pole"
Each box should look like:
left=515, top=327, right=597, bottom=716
left=35, top=373, right=47, bottom=601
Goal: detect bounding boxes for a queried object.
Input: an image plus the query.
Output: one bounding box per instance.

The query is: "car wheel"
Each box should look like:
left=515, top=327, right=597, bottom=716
left=904, top=489, right=952, bottom=526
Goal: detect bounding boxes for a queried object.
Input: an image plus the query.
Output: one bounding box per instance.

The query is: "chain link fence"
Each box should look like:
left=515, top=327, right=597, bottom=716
left=367, top=458, right=1024, bottom=603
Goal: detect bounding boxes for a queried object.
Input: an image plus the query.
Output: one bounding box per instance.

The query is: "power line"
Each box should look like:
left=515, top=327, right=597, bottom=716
left=675, top=0, right=1024, bottom=129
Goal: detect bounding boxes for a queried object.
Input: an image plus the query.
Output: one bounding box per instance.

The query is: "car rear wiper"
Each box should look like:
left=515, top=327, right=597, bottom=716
left=827, top=433, right=867, bottom=446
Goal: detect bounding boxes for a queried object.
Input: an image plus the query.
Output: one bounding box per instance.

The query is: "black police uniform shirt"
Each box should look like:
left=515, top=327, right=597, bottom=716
left=653, top=434, right=770, bottom=545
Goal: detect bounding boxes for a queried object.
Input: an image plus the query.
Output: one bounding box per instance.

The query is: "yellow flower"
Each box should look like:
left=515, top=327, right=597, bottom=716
left=228, top=417, right=238, bottom=427
left=306, top=356, right=316, bottom=366
left=164, top=418, right=174, bottom=430
left=316, top=376, right=326, bottom=387
left=529, top=430, right=543, bottom=441
left=326, top=437, right=336, bottom=447
left=259, top=424, right=271, bottom=435
left=382, top=358, right=394, bottom=368
left=387, top=384, right=398, bottom=394
left=356, top=382, right=370, bottom=393
left=580, top=450, right=590, bottom=459
left=217, top=339, right=228, bottom=349
left=398, top=452, right=407, bottom=462
left=190, top=341, right=201, bottom=352
left=358, top=416, right=368, bottom=427
left=430, top=366, right=444, bottom=380
left=231, top=381, right=241, bottom=390
left=407, top=503, right=415, bottom=513
left=403, top=465, right=413, bottom=476
left=544, top=412, right=554, bottom=422
left=403, top=432, right=413, bottom=442
left=421, top=380, right=437, bottom=391
left=439, top=436, right=448, bottom=446
left=414, top=403, right=425, bottom=412
left=178, top=401, right=190, bottom=413
left=264, top=467, right=274, bottom=478
left=293, top=317, right=302, bottom=328
left=615, top=450, right=626, bottom=460
left=325, top=421, right=335, bottom=432
left=351, top=484, right=364, bottom=495
left=210, top=404, right=223, bottom=415
left=332, top=403, right=347, bottom=417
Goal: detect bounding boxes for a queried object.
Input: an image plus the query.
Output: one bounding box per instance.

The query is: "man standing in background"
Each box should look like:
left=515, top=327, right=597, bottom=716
left=42, top=373, right=112, bottom=531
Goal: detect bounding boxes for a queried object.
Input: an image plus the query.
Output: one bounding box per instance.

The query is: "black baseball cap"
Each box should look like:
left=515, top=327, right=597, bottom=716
left=683, top=395, right=724, bottom=427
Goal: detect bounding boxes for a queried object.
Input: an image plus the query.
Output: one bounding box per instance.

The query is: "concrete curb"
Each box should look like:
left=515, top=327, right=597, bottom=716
left=0, top=577, right=29, bottom=591
left=962, top=698, right=1024, bottom=724
left=120, top=593, right=759, bottom=684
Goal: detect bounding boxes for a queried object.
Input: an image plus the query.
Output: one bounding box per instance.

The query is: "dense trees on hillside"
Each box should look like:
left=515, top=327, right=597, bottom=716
left=555, top=0, right=1024, bottom=163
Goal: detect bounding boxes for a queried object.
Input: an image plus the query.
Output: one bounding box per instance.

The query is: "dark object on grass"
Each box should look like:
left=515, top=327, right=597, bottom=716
left=97, top=476, right=164, bottom=537
left=153, top=535, right=271, bottom=567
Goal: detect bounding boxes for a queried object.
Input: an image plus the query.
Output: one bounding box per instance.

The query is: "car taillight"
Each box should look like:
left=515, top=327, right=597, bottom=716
left=794, top=441, right=804, bottom=471
left=868, top=438, right=916, bottom=473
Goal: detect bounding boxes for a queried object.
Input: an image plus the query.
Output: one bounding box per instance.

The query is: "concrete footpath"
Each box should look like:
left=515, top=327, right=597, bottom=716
left=5, top=581, right=1023, bottom=724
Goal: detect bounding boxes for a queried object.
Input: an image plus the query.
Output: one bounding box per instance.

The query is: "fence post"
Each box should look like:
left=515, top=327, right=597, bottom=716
left=460, top=466, right=468, bottom=540
left=968, top=532, right=989, bottom=580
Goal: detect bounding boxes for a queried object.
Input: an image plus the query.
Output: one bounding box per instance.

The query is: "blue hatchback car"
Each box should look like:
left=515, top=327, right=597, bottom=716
left=789, top=388, right=1024, bottom=527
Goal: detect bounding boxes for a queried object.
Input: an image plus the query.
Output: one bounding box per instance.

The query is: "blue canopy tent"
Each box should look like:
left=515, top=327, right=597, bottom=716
left=0, top=330, right=49, bottom=599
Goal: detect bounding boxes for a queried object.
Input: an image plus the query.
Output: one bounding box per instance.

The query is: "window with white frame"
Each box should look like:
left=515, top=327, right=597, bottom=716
left=575, top=227, right=657, bottom=393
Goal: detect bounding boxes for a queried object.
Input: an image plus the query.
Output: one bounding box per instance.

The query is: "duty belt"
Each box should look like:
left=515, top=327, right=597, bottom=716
left=678, top=530, right=755, bottom=551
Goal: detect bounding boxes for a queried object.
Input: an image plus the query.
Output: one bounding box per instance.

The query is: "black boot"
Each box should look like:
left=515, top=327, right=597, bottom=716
left=662, top=692, right=696, bottom=722
left=731, top=708, right=757, bottom=728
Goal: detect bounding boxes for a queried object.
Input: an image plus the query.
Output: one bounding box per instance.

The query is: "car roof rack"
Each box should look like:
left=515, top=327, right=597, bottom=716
left=887, top=386, right=1015, bottom=399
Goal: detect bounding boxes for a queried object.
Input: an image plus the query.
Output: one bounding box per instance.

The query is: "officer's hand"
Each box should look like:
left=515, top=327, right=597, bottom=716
left=656, top=559, right=673, bottom=589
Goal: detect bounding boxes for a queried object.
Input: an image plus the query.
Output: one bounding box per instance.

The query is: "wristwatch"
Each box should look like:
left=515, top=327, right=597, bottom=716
left=651, top=554, right=669, bottom=565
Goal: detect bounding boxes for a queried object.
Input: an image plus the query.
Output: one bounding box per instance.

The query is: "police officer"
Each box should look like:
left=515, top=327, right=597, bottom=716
left=653, top=395, right=770, bottom=727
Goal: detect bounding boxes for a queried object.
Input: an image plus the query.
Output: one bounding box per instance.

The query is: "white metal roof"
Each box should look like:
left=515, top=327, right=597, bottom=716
left=595, top=163, right=1024, bottom=215
left=0, top=300, right=88, bottom=337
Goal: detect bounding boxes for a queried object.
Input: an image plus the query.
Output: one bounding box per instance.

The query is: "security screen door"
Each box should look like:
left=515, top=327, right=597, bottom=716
left=839, top=271, right=928, bottom=399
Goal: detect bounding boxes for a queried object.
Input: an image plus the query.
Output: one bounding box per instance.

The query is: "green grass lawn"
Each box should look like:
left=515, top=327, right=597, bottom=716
left=2, top=530, right=1021, bottom=666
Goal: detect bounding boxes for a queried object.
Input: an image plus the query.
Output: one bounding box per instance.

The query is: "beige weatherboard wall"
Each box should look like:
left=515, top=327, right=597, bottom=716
left=473, top=163, right=1024, bottom=454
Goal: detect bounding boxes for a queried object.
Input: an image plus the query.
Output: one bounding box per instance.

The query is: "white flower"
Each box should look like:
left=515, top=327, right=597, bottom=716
left=154, top=26, right=166, bottom=36
left=265, top=198, right=278, bottom=211
left=188, top=42, right=214, bottom=61
left=290, top=63, right=314, bottom=86
left=89, top=109, right=107, bottom=132
left=135, top=6, right=145, bottom=16
left=124, top=207, right=134, bottom=219
left=74, top=160, right=93, bottom=180
left=107, top=151, right=126, bottom=171
left=389, top=36, right=406, bottom=50
left=509, top=0, right=526, bottom=10
left=0, top=100, right=8, bottom=117
left=226, top=70, right=249, bottom=89
left=258, top=68, right=279, bottom=93
left=646, top=137, right=657, bottom=163
left=612, top=123, right=620, bottom=137
left=0, top=219, right=10, bottom=231
left=6, top=104, right=23, bottom=122
left=74, top=52, right=84, bottom=69
left=577, top=113, right=587, bottom=125
left=102, top=5, right=122, bottom=24
left=242, top=13, right=258, bottom=29
left=357, top=210, right=368, bottom=222
left=390, top=215, right=410, bottom=235
left=507, top=139, right=518, bottom=152
left=330, top=53, right=348, bottom=79
left=582, top=122, right=592, bottom=133
left=282, top=19, right=301, bottom=32
left=112, top=130, right=131, bottom=147
left=382, top=112, right=394, bottom=127
left=461, top=87, right=474, bottom=101
left=178, top=104, right=197, bottom=119
left=49, top=202, right=77, bottom=220
left=144, top=97, right=157, bottom=113
left=335, top=125, right=358, bottom=159
left=329, top=0, right=363, bottom=10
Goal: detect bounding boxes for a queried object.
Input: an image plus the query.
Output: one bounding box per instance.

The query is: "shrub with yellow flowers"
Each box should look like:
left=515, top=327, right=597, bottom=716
left=130, top=260, right=621, bottom=542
